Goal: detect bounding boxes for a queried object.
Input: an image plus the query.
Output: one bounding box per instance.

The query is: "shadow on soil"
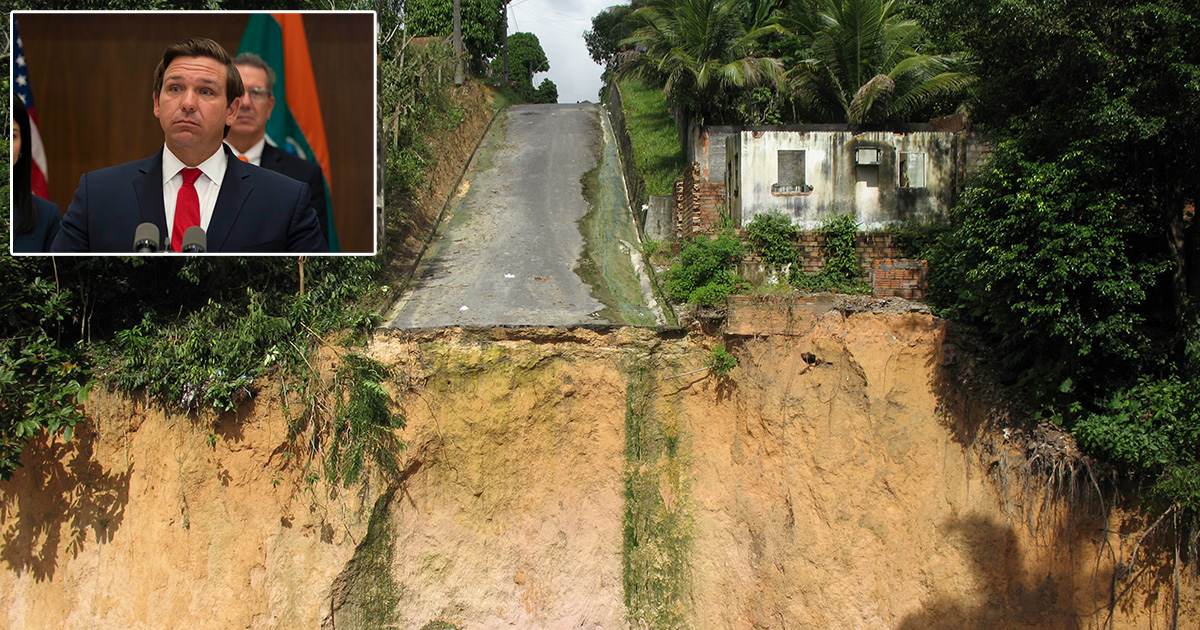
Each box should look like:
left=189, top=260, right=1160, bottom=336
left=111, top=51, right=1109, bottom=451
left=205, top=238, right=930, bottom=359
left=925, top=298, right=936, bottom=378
left=905, top=322, right=1190, bottom=628
left=0, top=425, right=132, bottom=583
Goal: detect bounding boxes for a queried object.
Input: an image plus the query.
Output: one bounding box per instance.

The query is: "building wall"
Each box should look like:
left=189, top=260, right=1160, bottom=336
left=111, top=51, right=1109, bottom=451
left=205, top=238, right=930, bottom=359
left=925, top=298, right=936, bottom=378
left=725, top=129, right=963, bottom=229
left=689, top=126, right=737, bottom=182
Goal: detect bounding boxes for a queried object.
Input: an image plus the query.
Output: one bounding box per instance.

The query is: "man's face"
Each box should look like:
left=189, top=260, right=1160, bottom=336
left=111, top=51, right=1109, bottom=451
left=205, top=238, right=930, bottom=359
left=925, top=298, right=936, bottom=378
left=231, top=64, right=274, bottom=140
left=153, top=55, right=238, bottom=160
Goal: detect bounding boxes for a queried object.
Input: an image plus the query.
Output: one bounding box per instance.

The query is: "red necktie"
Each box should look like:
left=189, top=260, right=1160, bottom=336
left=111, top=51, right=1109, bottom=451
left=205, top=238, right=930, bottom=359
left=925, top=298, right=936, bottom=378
left=172, top=168, right=202, bottom=252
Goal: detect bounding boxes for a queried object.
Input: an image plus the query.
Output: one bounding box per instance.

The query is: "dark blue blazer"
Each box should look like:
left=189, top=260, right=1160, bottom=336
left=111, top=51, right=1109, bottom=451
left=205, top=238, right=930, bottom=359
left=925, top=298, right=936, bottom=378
left=50, top=145, right=326, bottom=254
left=260, top=143, right=330, bottom=251
left=12, top=195, right=61, bottom=253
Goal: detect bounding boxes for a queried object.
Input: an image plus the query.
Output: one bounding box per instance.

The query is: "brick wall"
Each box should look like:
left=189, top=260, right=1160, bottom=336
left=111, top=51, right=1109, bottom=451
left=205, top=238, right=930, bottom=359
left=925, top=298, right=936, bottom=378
left=674, top=162, right=726, bottom=238
left=793, top=231, right=904, bottom=275
left=748, top=230, right=930, bottom=300
left=872, top=259, right=929, bottom=300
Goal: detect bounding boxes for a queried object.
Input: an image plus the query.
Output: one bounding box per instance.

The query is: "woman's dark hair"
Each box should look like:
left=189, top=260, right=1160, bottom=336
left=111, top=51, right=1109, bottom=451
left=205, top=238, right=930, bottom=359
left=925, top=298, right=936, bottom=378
left=12, top=95, right=36, bottom=235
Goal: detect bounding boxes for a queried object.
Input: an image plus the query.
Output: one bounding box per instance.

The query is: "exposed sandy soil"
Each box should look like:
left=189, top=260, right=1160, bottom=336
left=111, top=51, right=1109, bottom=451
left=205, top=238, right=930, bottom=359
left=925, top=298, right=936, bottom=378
left=1, top=315, right=1194, bottom=629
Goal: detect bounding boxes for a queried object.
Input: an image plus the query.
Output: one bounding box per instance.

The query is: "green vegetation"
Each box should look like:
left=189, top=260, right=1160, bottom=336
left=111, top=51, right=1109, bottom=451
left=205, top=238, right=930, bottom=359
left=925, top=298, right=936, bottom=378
left=663, top=231, right=746, bottom=307
left=380, top=37, right=462, bottom=209
left=585, top=2, right=641, bottom=77
left=403, top=0, right=507, bottom=72
left=324, top=354, right=406, bottom=486
left=616, top=78, right=688, bottom=196
left=608, top=0, right=972, bottom=126
left=496, top=32, right=557, bottom=103
left=744, top=211, right=799, bottom=267
left=742, top=211, right=869, bottom=294
left=780, top=0, right=973, bottom=124
left=620, top=0, right=783, bottom=124
left=794, top=213, right=869, bottom=294
left=911, top=0, right=1200, bottom=518
left=623, top=355, right=690, bottom=630
left=706, top=345, right=738, bottom=376
left=0, top=1, right=469, bottom=484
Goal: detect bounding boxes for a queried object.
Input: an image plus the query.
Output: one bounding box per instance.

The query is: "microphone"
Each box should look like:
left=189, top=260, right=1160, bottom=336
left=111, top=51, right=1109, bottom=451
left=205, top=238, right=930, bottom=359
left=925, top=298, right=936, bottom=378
left=134, top=223, right=161, bottom=253
left=181, top=226, right=207, bottom=254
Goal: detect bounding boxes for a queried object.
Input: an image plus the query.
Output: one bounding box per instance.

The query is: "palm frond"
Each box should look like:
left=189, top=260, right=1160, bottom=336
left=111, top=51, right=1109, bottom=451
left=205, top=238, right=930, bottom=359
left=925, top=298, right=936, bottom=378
left=849, top=72, right=895, bottom=123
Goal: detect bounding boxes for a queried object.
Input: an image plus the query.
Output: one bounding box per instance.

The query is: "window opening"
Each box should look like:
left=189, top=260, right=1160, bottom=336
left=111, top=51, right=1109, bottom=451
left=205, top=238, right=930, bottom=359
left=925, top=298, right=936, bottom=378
left=773, top=150, right=811, bottom=194
left=899, top=152, right=926, bottom=188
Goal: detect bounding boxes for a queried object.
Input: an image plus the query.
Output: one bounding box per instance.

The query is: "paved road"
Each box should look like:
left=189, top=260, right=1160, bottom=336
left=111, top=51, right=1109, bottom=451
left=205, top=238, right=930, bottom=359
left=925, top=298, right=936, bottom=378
left=388, top=102, right=660, bottom=329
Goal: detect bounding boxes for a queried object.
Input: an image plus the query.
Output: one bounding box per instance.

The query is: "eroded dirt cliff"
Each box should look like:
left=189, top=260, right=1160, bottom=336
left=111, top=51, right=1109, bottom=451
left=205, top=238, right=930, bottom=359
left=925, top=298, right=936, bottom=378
left=1, top=313, right=1194, bottom=629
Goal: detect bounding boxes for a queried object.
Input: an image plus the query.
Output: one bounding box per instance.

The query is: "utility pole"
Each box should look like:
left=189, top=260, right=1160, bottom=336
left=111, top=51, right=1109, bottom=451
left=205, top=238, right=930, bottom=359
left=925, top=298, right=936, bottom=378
left=453, top=0, right=463, bottom=86
left=502, top=0, right=509, bottom=84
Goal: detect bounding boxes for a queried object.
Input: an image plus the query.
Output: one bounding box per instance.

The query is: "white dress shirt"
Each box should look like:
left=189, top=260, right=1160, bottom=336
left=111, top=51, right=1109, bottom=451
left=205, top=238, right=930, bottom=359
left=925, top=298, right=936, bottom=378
left=162, top=145, right=227, bottom=232
left=228, top=137, right=266, bottom=166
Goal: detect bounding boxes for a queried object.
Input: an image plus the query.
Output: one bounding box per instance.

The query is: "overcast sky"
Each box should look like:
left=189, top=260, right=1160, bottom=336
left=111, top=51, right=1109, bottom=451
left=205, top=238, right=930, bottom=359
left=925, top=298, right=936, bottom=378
left=506, top=0, right=621, bottom=103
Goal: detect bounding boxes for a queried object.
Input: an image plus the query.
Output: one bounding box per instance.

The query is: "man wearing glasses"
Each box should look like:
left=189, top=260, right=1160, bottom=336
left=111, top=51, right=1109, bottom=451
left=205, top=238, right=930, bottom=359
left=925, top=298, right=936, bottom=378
left=226, top=52, right=330, bottom=249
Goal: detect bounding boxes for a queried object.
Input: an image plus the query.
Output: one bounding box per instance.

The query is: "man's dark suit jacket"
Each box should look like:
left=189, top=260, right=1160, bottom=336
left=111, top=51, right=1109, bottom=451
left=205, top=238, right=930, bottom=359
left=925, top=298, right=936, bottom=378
left=50, top=145, right=326, bottom=253
left=260, top=143, right=330, bottom=251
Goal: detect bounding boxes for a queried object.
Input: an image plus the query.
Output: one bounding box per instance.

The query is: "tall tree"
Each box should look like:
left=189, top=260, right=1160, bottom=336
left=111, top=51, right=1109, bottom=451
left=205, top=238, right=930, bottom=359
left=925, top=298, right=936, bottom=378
left=620, top=0, right=784, bottom=124
left=404, top=0, right=506, bottom=71
left=585, top=2, right=641, bottom=73
left=499, top=31, right=550, bottom=102
left=781, top=0, right=972, bottom=124
left=922, top=0, right=1200, bottom=415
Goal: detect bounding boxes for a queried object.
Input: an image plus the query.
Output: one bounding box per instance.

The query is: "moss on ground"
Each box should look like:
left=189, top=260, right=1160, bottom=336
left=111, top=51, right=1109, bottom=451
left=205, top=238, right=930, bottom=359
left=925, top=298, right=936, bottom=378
left=623, top=353, right=691, bottom=629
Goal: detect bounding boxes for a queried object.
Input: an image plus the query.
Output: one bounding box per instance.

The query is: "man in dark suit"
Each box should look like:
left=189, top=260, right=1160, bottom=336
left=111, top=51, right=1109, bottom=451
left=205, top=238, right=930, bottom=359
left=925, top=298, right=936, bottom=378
left=50, top=37, right=325, bottom=254
left=227, top=52, right=330, bottom=251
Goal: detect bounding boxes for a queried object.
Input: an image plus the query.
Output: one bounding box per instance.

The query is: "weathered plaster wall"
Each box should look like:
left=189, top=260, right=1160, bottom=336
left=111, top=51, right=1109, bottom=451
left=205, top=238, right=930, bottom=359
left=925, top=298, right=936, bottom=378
left=725, top=129, right=963, bottom=229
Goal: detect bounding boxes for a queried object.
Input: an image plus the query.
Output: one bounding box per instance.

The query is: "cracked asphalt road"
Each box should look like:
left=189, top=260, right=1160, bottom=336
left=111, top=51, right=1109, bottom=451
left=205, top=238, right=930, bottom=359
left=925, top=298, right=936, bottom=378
left=388, top=102, right=658, bottom=329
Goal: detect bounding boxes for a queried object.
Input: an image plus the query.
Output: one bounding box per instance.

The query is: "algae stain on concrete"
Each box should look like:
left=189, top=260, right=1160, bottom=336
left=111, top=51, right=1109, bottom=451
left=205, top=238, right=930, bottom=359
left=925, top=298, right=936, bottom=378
left=577, top=109, right=667, bottom=327
left=623, top=352, right=692, bottom=629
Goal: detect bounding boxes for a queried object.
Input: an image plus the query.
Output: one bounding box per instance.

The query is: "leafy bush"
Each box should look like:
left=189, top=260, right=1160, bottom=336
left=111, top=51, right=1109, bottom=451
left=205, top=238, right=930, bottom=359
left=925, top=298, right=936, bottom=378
left=791, top=213, right=870, bottom=294
left=887, top=222, right=952, bottom=260
left=744, top=211, right=800, bottom=267
left=1074, top=374, right=1200, bottom=510
left=663, top=231, right=746, bottom=306
left=0, top=204, right=88, bottom=479
left=926, top=145, right=1165, bottom=409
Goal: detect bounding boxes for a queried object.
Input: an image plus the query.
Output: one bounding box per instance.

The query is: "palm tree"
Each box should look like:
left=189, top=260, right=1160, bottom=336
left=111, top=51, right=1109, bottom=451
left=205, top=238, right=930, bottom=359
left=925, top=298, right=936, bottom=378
left=620, top=0, right=785, bottom=124
left=782, top=0, right=973, bottom=124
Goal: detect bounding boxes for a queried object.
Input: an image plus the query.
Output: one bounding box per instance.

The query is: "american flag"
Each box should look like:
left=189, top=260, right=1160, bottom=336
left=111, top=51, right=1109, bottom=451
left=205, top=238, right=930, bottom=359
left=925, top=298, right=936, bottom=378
left=13, top=18, right=49, bottom=199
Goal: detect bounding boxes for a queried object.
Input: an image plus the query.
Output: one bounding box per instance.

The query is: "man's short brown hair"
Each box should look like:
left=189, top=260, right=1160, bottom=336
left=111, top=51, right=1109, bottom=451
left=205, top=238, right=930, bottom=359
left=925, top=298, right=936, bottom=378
left=152, top=37, right=244, bottom=106
left=233, top=52, right=276, bottom=95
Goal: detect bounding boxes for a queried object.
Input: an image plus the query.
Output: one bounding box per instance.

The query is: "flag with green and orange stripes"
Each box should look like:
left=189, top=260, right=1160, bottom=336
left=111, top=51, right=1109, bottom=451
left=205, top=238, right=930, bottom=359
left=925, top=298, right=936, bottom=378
left=238, top=13, right=338, bottom=252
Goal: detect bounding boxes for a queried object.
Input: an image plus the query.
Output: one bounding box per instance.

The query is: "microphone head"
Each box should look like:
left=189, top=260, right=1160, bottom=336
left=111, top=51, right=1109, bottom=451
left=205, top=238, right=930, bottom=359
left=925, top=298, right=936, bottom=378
left=134, top=223, right=161, bottom=253
left=181, top=226, right=207, bottom=254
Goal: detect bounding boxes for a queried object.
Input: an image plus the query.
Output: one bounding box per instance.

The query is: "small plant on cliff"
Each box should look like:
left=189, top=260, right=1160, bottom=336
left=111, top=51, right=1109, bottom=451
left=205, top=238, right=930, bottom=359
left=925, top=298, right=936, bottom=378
left=663, top=231, right=746, bottom=306
left=707, top=345, right=739, bottom=376
left=324, top=353, right=407, bottom=486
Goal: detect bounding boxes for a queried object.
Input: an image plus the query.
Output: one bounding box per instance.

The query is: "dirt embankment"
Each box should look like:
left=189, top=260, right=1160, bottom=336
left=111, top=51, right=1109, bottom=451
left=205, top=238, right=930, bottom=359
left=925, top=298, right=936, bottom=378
left=2, top=313, right=1195, bottom=629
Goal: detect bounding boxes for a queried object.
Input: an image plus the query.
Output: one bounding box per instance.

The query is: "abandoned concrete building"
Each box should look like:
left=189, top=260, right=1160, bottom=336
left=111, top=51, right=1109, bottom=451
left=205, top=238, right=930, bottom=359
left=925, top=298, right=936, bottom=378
left=674, top=122, right=986, bottom=235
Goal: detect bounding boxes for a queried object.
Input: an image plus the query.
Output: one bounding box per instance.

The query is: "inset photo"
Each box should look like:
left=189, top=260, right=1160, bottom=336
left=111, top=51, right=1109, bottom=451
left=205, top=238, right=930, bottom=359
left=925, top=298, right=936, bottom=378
left=11, top=11, right=376, bottom=255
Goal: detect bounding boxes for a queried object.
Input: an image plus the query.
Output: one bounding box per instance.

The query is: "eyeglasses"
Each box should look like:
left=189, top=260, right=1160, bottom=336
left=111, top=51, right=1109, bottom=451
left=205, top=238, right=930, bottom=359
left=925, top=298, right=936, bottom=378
left=245, top=86, right=271, bottom=102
